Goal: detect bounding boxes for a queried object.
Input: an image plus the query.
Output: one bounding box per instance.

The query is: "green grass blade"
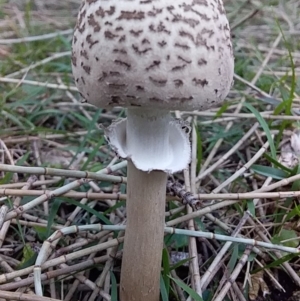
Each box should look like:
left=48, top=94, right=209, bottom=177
left=160, top=275, right=169, bottom=301
left=243, top=102, right=276, bottom=160
left=169, top=276, right=203, bottom=301
left=46, top=198, right=62, bottom=237
left=162, top=248, right=170, bottom=296
left=251, top=252, right=300, bottom=274
left=63, top=198, right=112, bottom=225
left=251, top=164, right=288, bottom=180
left=110, top=271, right=118, bottom=301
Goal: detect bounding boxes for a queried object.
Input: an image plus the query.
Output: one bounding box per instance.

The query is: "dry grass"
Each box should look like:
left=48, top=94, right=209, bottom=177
left=0, top=0, right=300, bottom=300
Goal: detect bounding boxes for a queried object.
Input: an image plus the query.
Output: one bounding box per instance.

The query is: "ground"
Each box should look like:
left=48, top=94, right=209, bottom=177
left=0, top=0, right=300, bottom=301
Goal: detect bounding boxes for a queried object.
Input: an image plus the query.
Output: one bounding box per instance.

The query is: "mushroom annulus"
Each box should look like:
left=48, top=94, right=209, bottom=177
left=72, top=1, right=234, bottom=300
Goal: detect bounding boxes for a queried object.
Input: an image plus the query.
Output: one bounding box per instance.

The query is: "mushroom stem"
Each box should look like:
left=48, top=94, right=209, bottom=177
left=120, top=160, right=166, bottom=301
left=120, top=108, right=169, bottom=301
left=106, top=108, right=189, bottom=299
left=126, top=108, right=172, bottom=172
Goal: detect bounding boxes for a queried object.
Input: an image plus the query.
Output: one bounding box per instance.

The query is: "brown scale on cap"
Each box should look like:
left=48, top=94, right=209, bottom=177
left=72, top=0, right=234, bottom=110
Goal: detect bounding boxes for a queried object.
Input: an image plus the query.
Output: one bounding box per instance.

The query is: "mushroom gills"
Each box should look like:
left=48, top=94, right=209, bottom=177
left=106, top=108, right=191, bottom=173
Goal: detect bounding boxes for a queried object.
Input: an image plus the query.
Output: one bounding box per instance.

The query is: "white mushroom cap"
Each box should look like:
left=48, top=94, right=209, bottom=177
left=72, top=0, right=234, bottom=111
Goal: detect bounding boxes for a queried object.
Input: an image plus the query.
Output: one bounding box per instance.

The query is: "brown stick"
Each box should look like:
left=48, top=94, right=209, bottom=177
left=120, top=160, right=167, bottom=301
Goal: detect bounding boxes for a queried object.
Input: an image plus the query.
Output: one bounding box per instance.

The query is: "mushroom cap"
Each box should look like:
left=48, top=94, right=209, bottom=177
left=72, top=0, right=234, bottom=111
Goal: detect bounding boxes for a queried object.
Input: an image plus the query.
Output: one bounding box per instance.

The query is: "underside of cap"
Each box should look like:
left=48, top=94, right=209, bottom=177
left=105, top=109, right=191, bottom=173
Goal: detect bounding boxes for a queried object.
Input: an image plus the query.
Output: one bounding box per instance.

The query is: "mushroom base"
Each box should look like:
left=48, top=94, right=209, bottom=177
left=105, top=108, right=191, bottom=173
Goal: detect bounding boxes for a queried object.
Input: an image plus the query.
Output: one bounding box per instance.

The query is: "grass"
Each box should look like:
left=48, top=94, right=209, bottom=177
left=0, top=0, right=300, bottom=300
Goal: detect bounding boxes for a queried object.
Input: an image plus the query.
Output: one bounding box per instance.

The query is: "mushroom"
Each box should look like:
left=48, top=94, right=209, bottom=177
left=71, top=1, right=234, bottom=301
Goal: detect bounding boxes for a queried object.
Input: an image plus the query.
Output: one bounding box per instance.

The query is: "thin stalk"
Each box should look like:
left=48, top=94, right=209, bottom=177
left=120, top=161, right=167, bottom=301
